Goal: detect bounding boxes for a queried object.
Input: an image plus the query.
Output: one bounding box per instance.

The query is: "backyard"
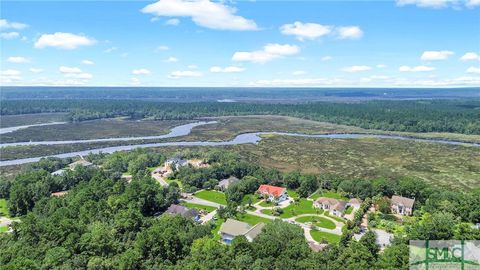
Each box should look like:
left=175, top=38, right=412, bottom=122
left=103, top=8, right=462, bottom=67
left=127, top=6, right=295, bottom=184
left=194, top=190, right=227, bottom=205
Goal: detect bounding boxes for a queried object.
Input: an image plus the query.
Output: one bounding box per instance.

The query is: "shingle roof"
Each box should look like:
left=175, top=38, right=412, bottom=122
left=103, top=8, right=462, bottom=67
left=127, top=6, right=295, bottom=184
left=257, top=184, right=286, bottom=197
left=315, top=197, right=347, bottom=212
left=218, top=176, right=240, bottom=188
left=244, top=223, right=265, bottom=241
left=349, top=198, right=362, bottom=204
left=391, top=195, right=415, bottom=208
left=219, top=219, right=252, bottom=236
left=165, top=204, right=199, bottom=219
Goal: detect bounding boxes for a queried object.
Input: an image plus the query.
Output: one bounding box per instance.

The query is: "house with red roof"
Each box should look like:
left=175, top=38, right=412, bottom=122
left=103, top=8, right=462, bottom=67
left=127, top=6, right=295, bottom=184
left=257, top=184, right=288, bottom=202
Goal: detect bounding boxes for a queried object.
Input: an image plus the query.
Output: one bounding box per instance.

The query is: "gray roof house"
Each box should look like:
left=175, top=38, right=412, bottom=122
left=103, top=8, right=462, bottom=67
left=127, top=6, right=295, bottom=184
left=217, top=176, right=240, bottom=191
left=165, top=204, right=200, bottom=221
left=68, top=159, right=93, bottom=170
left=165, top=157, right=188, bottom=169
left=219, top=219, right=265, bottom=244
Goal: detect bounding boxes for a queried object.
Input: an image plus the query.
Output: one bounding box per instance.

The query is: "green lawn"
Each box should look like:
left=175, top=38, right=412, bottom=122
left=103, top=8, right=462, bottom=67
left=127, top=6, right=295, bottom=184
left=310, top=230, right=341, bottom=244
left=0, top=226, right=8, bottom=233
left=344, top=206, right=353, bottom=215
left=181, top=202, right=217, bottom=213
left=310, top=191, right=347, bottom=200
left=295, top=215, right=335, bottom=229
left=0, top=199, right=9, bottom=217
left=287, top=190, right=300, bottom=200
left=277, top=199, right=319, bottom=218
left=241, top=194, right=261, bottom=206
left=259, top=200, right=274, bottom=207
left=165, top=179, right=183, bottom=188
left=324, top=212, right=346, bottom=223
left=237, top=213, right=272, bottom=226
left=194, top=190, right=227, bottom=205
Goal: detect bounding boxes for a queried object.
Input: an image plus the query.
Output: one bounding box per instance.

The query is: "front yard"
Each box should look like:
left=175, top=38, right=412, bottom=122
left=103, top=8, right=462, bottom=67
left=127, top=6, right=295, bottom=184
left=0, top=199, right=8, bottom=217
left=261, top=198, right=321, bottom=218
left=295, top=215, right=336, bottom=230
left=181, top=202, right=217, bottom=213
left=194, top=190, right=227, bottom=205
left=310, top=230, right=341, bottom=244
left=237, top=213, right=272, bottom=225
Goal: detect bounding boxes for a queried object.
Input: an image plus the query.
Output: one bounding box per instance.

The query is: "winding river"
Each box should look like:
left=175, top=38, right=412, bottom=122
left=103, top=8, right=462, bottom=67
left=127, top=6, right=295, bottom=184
left=0, top=121, right=478, bottom=167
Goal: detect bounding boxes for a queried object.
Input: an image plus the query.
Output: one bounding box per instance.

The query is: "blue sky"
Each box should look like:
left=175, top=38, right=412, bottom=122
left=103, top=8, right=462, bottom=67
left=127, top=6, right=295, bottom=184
left=1, top=0, right=479, bottom=87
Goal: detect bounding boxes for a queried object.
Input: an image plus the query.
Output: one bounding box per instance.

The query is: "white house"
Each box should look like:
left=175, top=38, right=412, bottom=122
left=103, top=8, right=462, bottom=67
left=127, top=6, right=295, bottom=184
left=256, top=184, right=288, bottom=203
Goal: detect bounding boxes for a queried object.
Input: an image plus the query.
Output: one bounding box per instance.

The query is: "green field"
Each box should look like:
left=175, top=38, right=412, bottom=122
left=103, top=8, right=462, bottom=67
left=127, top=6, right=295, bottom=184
left=259, top=200, right=274, bottom=207
left=241, top=194, right=261, bottom=206
left=181, top=202, right=217, bottom=213
left=310, top=230, right=341, bottom=244
left=0, top=199, right=9, bottom=217
left=295, top=215, right=336, bottom=229
left=237, top=213, right=272, bottom=225
left=0, top=113, right=68, bottom=128
left=261, top=199, right=320, bottom=218
left=194, top=190, right=227, bottom=205
left=344, top=206, right=353, bottom=215
left=0, top=226, right=7, bottom=233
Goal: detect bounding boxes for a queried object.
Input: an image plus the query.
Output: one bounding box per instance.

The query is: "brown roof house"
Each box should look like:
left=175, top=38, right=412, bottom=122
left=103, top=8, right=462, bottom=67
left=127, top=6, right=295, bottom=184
left=390, top=195, right=415, bottom=216
left=219, top=219, right=265, bottom=244
left=314, top=197, right=347, bottom=217
left=165, top=204, right=200, bottom=222
left=257, top=185, right=288, bottom=203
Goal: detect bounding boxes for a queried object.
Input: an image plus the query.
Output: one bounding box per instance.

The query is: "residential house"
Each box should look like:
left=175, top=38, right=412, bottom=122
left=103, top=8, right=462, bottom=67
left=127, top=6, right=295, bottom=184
left=390, top=195, right=415, bottom=216
left=164, top=204, right=200, bottom=222
left=68, top=159, right=93, bottom=170
left=257, top=184, right=288, bottom=202
left=165, top=157, right=188, bottom=170
left=217, top=176, right=240, bottom=191
left=347, top=198, right=363, bottom=209
left=51, top=191, right=69, bottom=197
left=51, top=169, right=66, bottom=176
left=314, top=197, right=347, bottom=217
left=219, top=219, right=265, bottom=244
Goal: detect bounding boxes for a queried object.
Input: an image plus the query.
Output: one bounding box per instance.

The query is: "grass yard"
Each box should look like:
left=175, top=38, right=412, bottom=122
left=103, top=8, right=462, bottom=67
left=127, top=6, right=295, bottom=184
left=262, top=199, right=320, bottom=218
left=259, top=200, right=274, bottom=207
left=0, top=199, right=9, bottom=217
left=344, top=206, right=353, bottom=215
left=0, top=226, right=8, bottom=233
left=317, top=191, right=347, bottom=200
left=295, top=215, right=335, bottom=229
left=237, top=213, right=272, bottom=226
left=241, top=194, right=261, bottom=206
left=287, top=190, right=300, bottom=200
left=194, top=190, right=227, bottom=205
left=181, top=202, right=217, bottom=213
left=324, top=212, right=346, bottom=223
left=310, top=230, right=341, bottom=244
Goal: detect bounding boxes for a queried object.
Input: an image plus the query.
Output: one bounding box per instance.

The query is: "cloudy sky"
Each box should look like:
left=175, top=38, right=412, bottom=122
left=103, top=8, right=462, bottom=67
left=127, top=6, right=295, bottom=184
left=1, top=0, right=479, bottom=87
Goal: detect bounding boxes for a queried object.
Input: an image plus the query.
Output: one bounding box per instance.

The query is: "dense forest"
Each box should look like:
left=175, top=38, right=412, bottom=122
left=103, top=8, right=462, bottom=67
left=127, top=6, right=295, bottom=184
left=1, top=99, right=480, bottom=134
left=0, top=149, right=479, bottom=269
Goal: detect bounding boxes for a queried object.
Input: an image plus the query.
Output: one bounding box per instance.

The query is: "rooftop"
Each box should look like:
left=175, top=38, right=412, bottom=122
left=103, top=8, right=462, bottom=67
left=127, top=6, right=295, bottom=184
left=257, top=184, right=286, bottom=197
left=391, top=195, right=415, bottom=208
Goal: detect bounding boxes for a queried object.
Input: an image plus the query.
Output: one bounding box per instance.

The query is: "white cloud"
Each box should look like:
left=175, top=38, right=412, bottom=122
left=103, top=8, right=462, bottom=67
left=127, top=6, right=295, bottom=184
left=132, top=68, right=151, bottom=75
left=29, top=68, right=43, bottom=73
left=466, top=0, right=480, bottom=7
left=165, top=18, right=180, bottom=25
left=280, top=22, right=331, bottom=41
left=252, top=77, right=346, bottom=86
left=341, top=65, right=372, bottom=72
left=130, top=77, right=141, bottom=85
left=82, top=60, right=95, bottom=65
left=7, top=56, right=29, bottom=63
left=168, top=70, right=202, bottom=79
left=141, top=0, right=258, bottom=31
left=292, top=70, right=306, bottom=75
left=210, top=66, right=245, bottom=73
left=321, top=56, right=332, bottom=61
left=376, top=64, right=387, bottom=68
left=156, top=45, right=169, bottom=51
left=232, top=43, right=300, bottom=64
left=336, top=26, right=363, bottom=39
left=396, top=0, right=456, bottom=8
left=0, top=69, right=22, bottom=83
left=34, top=32, right=96, bottom=49
left=466, top=66, right=480, bottom=74
left=0, top=32, right=20, bottom=40
left=420, top=50, right=453, bottom=60
left=104, top=47, right=118, bottom=53
left=188, top=65, right=198, bottom=69
left=399, top=65, right=435, bottom=72
left=460, top=52, right=479, bottom=61
left=59, top=66, right=93, bottom=79
left=164, top=57, right=179, bottom=63
left=0, top=19, right=28, bottom=30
